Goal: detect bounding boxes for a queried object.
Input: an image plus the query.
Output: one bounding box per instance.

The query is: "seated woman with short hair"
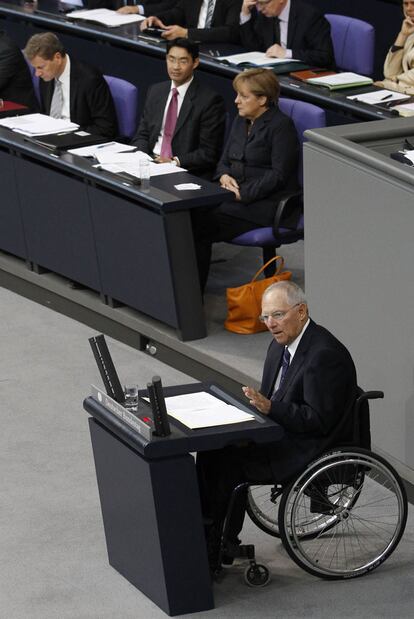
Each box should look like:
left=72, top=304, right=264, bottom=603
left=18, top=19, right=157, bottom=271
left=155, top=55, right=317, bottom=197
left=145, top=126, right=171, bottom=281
left=193, top=68, right=299, bottom=293
left=377, top=0, right=414, bottom=94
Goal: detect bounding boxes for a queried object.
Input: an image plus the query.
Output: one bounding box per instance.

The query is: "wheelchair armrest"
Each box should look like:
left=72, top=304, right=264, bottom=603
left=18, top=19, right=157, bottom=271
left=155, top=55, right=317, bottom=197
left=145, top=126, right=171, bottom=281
left=272, top=190, right=303, bottom=236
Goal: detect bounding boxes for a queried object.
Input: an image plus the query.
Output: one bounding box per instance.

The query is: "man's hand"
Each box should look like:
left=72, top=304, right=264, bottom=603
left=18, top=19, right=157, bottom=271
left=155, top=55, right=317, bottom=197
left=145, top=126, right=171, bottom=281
left=154, top=155, right=172, bottom=163
left=118, top=5, right=139, bottom=14
left=242, top=386, right=271, bottom=415
left=241, top=0, right=257, bottom=16
left=161, top=25, right=188, bottom=40
left=219, top=174, right=241, bottom=200
left=401, top=17, right=414, bottom=37
left=266, top=43, right=286, bottom=58
left=139, top=16, right=166, bottom=31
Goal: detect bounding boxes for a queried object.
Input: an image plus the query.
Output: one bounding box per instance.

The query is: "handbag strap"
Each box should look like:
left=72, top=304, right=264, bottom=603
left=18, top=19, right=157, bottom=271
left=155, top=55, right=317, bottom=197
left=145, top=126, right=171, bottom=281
left=251, top=255, right=285, bottom=283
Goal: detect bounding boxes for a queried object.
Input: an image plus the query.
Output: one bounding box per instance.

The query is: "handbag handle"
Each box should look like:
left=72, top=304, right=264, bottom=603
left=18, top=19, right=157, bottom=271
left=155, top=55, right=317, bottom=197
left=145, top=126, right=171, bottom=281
left=251, top=255, right=285, bottom=283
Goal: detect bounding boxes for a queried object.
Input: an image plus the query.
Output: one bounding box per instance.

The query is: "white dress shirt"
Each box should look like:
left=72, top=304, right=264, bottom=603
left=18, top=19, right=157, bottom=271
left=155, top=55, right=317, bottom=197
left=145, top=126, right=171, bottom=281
left=57, top=54, right=71, bottom=121
left=273, top=317, right=310, bottom=393
left=153, top=76, right=194, bottom=156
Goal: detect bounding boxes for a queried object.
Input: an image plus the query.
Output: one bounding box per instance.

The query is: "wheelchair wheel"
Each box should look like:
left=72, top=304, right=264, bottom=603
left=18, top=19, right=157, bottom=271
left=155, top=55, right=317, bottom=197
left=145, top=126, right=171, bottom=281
left=244, top=563, right=271, bottom=587
left=247, top=484, right=283, bottom=537
left=278, top=448, right=407, bottom=580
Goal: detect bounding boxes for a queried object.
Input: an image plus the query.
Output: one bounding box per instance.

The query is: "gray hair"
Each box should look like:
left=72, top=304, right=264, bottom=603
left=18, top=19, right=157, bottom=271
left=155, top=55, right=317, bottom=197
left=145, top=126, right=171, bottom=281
left=262, top=281, right=307, bottom=306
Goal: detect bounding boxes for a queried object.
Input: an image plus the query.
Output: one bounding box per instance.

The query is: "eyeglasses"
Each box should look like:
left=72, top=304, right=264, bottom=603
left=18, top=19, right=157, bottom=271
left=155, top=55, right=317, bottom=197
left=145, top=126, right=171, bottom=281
left=167, top=55, right=191, bottom=66
left=259, top=303, right=301, bottom=323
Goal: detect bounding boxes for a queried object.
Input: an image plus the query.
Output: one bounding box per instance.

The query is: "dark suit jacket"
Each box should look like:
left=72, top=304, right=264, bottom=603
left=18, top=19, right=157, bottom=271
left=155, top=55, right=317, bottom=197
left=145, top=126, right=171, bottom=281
left=39, top=58, right=118, bottom=138
left=0, top=31, right=38, bottom=110
left=155, top=0, right=242, bottom=43
left=240, top=0, right=334, bottom=68
left=132, top=76, right=225, bottom=177
left=215, top=106, right=299, bottom=226
left=86, top=0, right=173, bottom=10
left=260, top=319, right=358, bottom=481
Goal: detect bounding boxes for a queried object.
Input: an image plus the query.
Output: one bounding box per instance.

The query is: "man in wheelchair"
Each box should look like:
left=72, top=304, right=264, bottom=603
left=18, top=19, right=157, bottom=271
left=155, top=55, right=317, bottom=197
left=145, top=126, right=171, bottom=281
left=197, top=281, right=360, bottom=573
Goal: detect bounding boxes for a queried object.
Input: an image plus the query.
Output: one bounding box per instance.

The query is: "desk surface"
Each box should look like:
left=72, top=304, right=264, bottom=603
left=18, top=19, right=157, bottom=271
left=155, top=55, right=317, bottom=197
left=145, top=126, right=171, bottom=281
left=0, top=0, right=397, bottom=123
left=84, top=382, right=285, bottom=459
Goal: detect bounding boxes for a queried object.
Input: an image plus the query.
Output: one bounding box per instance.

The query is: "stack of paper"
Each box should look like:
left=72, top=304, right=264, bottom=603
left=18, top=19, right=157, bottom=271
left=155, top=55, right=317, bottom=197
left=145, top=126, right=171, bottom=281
left=164, top=392, right=256, bottom=429
left=347, top=89, right=410, bottom=105
left=68, top=141, right=138, bottom=157
left=392, top=102, right=414, bottom=117
left=96, top=159, right=186, bottom=177
left=217, top=52, right=300, bottom=67
left=0, top=113, right=79, bottom=136
left=68, top=9, right=145, bottom=27
left=306, top=72, right=373, bottom=90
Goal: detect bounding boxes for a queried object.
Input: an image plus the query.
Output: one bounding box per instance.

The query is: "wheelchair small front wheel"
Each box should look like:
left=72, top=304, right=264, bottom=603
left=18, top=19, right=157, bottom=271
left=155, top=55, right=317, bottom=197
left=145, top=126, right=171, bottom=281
left=244, top=563, right=271, bottom=587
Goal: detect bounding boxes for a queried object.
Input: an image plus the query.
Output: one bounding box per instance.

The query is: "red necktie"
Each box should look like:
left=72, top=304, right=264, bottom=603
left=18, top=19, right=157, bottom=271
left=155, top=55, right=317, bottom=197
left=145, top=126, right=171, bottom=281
left=160, top=88, right=178, bottom=158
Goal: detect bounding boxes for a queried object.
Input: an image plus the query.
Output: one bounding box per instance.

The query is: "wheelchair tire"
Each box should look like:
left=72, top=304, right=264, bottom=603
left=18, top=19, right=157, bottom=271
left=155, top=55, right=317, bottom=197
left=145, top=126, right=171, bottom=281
left=247, top=484, right=283, bottom=537
left=278, top=448, right=407, bottom=580
left=244, top=563, right=271, bottom=587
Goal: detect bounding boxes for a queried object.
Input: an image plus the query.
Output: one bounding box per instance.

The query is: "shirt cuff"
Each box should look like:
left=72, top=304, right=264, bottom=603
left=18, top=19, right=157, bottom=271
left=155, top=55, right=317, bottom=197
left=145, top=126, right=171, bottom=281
left=284, top=48, right=292, bottom=59
left=240, top=13, right=251, bottom=25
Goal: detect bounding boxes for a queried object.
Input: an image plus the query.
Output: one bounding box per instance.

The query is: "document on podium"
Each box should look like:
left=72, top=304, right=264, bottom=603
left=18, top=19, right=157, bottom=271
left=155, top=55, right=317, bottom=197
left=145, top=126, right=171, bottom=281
left=165, top=392, right=256, bottom=429
left=0, top=113, right=78, bottom=135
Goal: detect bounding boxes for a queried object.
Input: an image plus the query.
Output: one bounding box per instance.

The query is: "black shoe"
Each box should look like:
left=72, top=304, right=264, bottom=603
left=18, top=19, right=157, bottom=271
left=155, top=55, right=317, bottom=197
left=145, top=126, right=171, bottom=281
left=222, top=537, right=242, bottom=566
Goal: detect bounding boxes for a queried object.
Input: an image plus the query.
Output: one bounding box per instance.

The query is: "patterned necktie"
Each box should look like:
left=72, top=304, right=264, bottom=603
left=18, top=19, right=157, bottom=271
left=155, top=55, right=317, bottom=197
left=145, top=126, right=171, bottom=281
left=49, top=78, right=63, bottom=119
left=273, top=17, right=281, bottom=45
left=160, top=88, right=178, bottom=159
left=279, top=347, right=291, bottom=387
left=205, top=0, right=215, bottom=28
left=272, top=347, right=291, bottom=399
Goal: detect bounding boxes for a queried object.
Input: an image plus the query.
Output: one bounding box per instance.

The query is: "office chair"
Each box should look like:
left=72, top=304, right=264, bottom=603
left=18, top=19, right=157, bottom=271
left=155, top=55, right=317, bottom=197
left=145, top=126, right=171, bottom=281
left=229, top=98, right=326, bottom=277
left=103, top=75, right=138, bottom=140
left=325, top=14, right=375, bottom=76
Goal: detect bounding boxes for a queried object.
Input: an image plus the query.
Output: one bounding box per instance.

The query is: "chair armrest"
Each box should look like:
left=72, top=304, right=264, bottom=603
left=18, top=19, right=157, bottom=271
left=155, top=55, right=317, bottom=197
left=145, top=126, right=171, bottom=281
left=272, top=190, right=303, bottom=236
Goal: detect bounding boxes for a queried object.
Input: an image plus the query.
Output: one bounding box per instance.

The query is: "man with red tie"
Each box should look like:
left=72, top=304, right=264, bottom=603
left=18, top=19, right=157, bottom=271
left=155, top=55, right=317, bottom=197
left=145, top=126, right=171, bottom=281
left=132, top=38, right=225, bottom=178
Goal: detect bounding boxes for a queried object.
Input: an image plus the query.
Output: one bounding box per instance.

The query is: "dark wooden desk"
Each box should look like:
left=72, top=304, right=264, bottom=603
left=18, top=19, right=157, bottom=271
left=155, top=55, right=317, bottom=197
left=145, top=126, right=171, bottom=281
left=0, top=0, right=397, bottom=123
left=84, top=382, right=285, bottom=615
left=0, top=126, right=227, bottom=340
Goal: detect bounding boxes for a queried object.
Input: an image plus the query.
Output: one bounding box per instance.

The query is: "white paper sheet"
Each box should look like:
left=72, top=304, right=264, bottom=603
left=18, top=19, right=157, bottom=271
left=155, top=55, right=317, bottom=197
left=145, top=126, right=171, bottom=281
left=68, top=141, right=137, bottom=156
left=164, top=392, right=255, bottom=429
left=0, top=113, right=79, bottom=136
left=347, top=89, right=410, bottom=105
left=68, top=9, right=145, bottom=27
left=217, top=51, right=300, bottom=66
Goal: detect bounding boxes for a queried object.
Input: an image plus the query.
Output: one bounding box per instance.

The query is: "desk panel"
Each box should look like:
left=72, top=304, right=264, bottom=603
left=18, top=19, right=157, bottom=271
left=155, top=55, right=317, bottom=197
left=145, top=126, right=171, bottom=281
left=16, top=156, right=102, bottom=288
left=0, top=147, right=27, bottom=258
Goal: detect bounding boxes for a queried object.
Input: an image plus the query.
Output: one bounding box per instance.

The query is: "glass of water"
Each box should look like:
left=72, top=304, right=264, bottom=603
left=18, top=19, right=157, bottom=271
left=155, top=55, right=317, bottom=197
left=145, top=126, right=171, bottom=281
left=140, top=160, right=151, bottom=191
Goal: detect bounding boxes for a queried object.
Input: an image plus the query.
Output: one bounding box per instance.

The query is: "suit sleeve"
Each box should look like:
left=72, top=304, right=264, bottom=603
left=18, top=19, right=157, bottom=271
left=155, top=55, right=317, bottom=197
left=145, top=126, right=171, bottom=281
left=214, top=116, right=238, bottom=179
left=177, top=93, right=226, bottom=171
left=83, top=75, right=118, bottom=138
left=239, top=12, right=265, bottom=51
left=131, top=86, right=154, bottom=152
left=267, top=348, right=355, bottom=436
left=290, top=13, right=334, bottom=68
left=0, top=45, right=20, bottom=93
left=238, top=117, right=299, bottom=203
left=152, top=0, right=185, bottom=24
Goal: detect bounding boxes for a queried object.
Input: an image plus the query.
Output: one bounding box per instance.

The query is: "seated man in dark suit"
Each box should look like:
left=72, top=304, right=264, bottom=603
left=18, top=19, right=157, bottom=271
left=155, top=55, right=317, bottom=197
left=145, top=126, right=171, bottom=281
left=0, top=30, right=38, bottom=111
left=197, top=280, right=359, bottom=570
left=120, top=0, right=242, bottom=44
left=132, top=38, right=225, bottom=178
left=24, top=32, right=118, bottom=138
left=240, top=0, right=334, bottom=68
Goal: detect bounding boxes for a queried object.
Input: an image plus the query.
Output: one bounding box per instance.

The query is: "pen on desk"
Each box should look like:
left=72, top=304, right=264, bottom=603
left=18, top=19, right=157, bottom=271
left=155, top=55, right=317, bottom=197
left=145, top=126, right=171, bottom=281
left=288, top=83, right=301, bottom=88
left=95, top=141, right=116, bottom=149
left=380, top=94, right=393, bottom=101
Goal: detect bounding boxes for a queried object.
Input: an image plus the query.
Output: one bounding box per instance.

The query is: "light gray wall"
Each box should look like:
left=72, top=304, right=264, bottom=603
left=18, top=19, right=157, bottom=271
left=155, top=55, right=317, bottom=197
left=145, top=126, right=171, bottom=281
left=303, top=123, right=414, bottom=481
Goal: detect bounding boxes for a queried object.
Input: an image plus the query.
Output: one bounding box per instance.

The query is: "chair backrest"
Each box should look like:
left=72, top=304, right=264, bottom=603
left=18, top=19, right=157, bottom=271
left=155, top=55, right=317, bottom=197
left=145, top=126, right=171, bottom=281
left=103, top=75, right=138, bottom=139
left=278, top=97, right=326, bottom=186
left=325, top=14, right=375, bottom=76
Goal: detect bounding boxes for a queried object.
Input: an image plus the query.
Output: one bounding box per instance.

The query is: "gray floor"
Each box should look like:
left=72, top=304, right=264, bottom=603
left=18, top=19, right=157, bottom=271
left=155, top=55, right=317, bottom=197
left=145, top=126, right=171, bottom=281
left=1, top=287, right=414, bottom=619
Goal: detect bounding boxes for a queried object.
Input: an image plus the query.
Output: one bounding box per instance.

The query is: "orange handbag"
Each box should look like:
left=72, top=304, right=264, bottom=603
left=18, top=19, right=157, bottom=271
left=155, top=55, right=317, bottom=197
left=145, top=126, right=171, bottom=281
left=224, top=256, right=292, bottom=334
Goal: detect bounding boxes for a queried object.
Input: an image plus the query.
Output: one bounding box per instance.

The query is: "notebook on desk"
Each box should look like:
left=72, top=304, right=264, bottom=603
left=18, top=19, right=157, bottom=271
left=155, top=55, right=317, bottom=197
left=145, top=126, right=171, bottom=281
left=27, top=130, right=108, bottom=151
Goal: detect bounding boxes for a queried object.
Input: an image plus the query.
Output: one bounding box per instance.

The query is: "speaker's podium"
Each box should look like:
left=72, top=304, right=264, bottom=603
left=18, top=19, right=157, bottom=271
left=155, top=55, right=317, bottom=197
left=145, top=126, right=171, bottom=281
left=84, top=382, right=284, bottom=616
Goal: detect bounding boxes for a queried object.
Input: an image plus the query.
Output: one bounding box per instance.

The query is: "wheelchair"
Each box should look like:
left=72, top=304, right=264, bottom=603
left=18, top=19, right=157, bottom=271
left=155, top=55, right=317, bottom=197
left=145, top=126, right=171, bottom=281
left=215, top=390, right=408, bottom=586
